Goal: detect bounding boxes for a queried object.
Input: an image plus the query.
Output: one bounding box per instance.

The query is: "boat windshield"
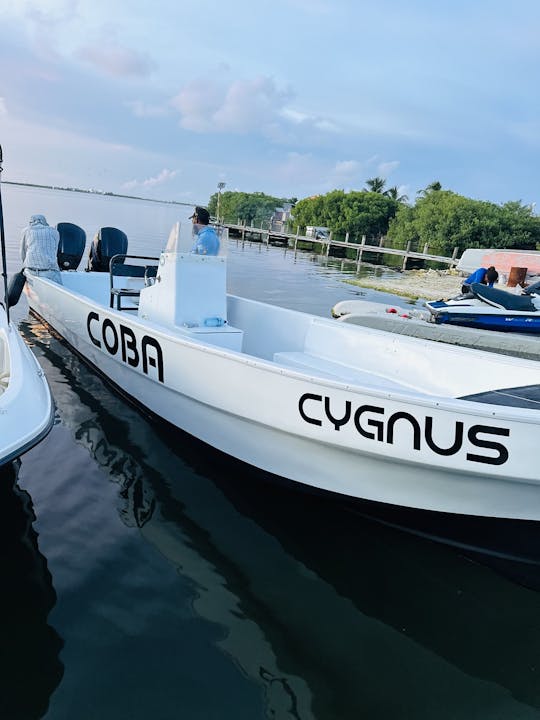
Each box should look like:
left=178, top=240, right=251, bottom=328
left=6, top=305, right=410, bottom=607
left=164, top=221, right=228, bottom=257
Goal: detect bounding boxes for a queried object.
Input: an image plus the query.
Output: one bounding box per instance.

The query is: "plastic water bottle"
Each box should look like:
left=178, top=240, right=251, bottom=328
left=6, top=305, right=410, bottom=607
left=203, top=317, right=225, bottom=327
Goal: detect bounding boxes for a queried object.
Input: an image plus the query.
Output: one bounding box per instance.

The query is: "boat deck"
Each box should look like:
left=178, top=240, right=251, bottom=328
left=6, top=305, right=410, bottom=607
left=273, top=351, right=419, bottom=393
left=461, top=384, right=540, bottom=409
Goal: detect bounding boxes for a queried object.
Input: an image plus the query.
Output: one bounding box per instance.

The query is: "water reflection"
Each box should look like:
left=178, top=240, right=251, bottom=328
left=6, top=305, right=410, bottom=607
left=23, top=318, right=540, bottom=720
left=0, top=460, right=64, bottom=720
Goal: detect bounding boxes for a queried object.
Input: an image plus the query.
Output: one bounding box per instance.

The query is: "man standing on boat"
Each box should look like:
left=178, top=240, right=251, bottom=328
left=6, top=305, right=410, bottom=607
left=20, top=215, right=62, bottom=283
left=190, top=206, right=220, bottom=256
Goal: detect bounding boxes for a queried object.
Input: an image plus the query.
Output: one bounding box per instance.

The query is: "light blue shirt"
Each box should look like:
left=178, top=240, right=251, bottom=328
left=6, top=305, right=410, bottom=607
left=191, top=225, right=219, bottom=256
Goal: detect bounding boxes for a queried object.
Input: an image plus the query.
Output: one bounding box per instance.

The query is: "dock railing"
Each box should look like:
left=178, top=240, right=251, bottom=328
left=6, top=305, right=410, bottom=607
left=224, top=220, right=460, bottom=269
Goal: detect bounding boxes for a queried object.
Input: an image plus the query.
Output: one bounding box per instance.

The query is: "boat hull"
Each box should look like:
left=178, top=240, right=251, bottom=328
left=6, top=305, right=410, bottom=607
left=482, top=250, right=540, bottom=277
left=433, top=311, right=540, bottom=333
left=25, top=273, right=540, bottom=521
left=0, top=313, right=54, bottom=466
left=332, top=299, right=540, bottom=359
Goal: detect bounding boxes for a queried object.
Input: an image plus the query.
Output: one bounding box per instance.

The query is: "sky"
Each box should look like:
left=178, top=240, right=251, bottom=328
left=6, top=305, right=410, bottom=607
left=1, top=0, right=540, bottom=208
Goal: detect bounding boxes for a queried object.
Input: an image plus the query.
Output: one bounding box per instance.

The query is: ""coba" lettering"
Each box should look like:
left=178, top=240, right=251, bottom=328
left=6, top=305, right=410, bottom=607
left=87, top=312, right=164, bottom=382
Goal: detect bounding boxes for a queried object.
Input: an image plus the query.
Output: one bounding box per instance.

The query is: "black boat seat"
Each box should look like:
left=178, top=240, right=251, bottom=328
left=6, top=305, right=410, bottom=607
left=109, top=254, right=158, bottom=310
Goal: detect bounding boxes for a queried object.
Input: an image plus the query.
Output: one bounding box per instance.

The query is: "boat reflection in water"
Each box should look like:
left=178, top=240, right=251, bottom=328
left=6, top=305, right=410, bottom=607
left=0, top=460, right=64, bottom=720
left=23, top=318, right=540, bottom=719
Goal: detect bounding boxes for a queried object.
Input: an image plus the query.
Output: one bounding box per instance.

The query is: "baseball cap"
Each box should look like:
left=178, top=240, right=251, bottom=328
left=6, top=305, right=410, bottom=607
left=189, top=206, right=210, bottom=224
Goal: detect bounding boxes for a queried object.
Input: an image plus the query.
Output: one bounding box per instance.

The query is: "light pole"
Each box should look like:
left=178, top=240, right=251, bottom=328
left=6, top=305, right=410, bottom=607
left=217, top=181, right=226, bottom=224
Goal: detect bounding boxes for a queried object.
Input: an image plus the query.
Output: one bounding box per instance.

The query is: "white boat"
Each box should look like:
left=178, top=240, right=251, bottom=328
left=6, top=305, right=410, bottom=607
left=331, top=297, right=540, bottom=360
left=0, top=302, right=54, bottom=466
left=457, top=248, right=540, bottom=277
left=0, top=147, right=54, bottom=466
left=24, top=221, right=540, bottom=521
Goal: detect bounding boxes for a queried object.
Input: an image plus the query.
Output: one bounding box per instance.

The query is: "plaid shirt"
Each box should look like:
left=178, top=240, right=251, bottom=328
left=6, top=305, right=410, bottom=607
left=21, top=222, right=60, bottom=271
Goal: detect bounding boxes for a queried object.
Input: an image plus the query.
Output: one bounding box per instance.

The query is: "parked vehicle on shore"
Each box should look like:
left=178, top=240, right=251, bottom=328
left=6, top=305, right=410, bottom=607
left=305, top=226, right=329, bottom=240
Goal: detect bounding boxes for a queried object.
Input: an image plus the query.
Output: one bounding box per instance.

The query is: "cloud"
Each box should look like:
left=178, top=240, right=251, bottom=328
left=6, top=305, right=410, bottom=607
left=215, top=77, right=292, bottom=133
left=171, top=76, right=292, bottom=134
left=323, top=158, right=401, bottom=191
left=275, top=152, right=320, bottom=183
left=0, top=98, right=7, bottom=115
left=332, top=160, right=360, bottom=180
left=125, top=100, right=168, bottom=118
left=377, top=160, right=400, bottom=177
left=12, top=0, right=79, bottom=27
left=170, top=75, right=344, bottom=147
left=279, top=107, right=339, bottom=134
left=170, top=80, right=224, bottom=132
left=76, top=44, right=156, bottom=77
left=122, top=168, right=178, bottom=190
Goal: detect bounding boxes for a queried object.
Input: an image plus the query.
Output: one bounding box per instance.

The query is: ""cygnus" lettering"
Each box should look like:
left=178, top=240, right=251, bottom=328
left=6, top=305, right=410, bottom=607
left=298, top=393, right=509, bottom=466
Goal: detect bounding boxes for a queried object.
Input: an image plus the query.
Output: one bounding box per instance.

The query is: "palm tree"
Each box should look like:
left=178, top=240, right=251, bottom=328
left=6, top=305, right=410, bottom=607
left=384, top=186, right=409, bottom=203
left=417, top=180, right=442, bottom=196
left=364, top=177, right=386, bottom=193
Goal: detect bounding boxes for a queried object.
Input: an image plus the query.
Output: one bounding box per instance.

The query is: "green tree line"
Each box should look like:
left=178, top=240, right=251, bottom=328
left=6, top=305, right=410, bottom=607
left=207, top=179, right=540, bottom=254
left=207, top=190, right=296, bottom=226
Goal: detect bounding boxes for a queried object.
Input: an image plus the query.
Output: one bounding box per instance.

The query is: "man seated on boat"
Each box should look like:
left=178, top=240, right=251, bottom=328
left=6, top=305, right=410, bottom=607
left=461, top=265, right=498, bottom=294
left=20, top=215, right=63, bottom=284
left=190, top=206, right=219, bottom=256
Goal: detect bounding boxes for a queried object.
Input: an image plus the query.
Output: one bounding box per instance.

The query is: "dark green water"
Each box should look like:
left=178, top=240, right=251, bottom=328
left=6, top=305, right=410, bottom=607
left=2, top=185, right=540, bottom=719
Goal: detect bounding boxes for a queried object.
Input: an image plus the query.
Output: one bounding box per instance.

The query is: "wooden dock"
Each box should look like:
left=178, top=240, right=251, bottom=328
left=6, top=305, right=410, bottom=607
left=224, top=221, right=460, bottom=270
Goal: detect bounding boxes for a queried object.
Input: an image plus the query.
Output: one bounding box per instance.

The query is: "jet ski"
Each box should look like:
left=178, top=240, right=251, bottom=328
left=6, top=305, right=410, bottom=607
left=425, top=282, right=540, bottom=333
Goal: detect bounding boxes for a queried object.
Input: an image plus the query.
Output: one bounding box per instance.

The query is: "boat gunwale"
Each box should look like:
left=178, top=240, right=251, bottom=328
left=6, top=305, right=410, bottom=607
left=0, top=314, right=55, bottom=466
left=27, top=275, right=540, bottom=425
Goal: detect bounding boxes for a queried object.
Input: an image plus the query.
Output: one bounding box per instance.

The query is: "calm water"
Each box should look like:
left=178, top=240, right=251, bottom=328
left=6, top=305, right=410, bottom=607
left=2, top=185, right=540, bottom=720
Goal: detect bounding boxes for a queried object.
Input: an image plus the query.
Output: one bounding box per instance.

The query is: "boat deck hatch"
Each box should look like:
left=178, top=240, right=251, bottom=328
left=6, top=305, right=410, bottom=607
left=460, top=384, right=540, bottom=409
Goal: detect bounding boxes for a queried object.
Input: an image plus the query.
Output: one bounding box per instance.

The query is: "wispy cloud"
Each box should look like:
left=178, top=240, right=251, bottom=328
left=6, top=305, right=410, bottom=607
left=17, top=0, right=79, bottom=27
left=279, top=108, right=339, bottom=133
left=125, top=100, right=168, bottom=118
left=377, top=160, right=400, bottom=177
left=2, top=1, right=540, bottom=205
left=169, top=75, right=342, bottom=147
left=122, top=168, right=178, bottom=190
left=332, top=160, right=360, bottom=179
left=170, top=76, right=292, bottom=134
left=76, top=44, right=156, bottom=77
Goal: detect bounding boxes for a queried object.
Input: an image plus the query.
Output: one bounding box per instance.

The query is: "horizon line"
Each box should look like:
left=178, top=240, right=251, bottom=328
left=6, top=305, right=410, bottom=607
left=2, top=180, right=202, bottom=208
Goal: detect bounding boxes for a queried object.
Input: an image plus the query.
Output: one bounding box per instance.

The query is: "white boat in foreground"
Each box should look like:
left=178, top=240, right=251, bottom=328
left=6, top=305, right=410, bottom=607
left=0, top=302, right=54, bottom=466
left=24, top=222, right=540, bottom=521
left=0, top=145, right=54, bottom=466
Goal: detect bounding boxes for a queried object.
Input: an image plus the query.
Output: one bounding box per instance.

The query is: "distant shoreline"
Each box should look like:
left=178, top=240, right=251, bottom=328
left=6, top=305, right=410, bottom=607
left=2, top=181, right=195, bottom=208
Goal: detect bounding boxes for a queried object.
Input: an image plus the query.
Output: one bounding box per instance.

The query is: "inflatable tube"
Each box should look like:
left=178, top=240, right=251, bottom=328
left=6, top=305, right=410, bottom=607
left=7, top=270, right=26, bottom=308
